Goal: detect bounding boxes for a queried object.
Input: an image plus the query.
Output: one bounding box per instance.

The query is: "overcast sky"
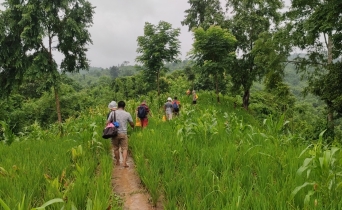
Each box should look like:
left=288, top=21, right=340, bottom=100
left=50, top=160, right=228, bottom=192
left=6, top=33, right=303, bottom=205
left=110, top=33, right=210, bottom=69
left=1, top=0, right=291, bottom=69
left=86, top=0, right=194, bottom=68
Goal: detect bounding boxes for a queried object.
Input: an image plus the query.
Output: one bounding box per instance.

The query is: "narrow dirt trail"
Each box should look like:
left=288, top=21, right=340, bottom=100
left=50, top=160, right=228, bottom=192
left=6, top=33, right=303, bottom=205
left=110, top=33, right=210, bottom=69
left=111, top=151, right=163, bottom=210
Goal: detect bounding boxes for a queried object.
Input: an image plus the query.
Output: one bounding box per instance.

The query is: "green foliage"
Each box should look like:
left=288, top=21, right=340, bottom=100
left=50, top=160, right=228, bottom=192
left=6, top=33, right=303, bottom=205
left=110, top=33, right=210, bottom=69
left=130, top=92, right=332, bottom=209
left=292, top=131, right=342, bottom=208
left=182, top=0, right=225, bottom=31
left=286, top=0, right=342, bottom=137
left=0, top=0, right=95, bottom=124
left=136, top=21, right=181, bottom=95
left=0, top=107, right=118, bottom=209
left=226, top=0, right=284, bottom=109
left=190, top=26, right=236, bottom=102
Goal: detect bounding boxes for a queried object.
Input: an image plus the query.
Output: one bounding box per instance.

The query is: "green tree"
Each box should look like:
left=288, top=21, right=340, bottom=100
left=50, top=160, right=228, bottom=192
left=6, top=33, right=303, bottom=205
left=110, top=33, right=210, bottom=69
left=109, top=66, right=120, bottom=78
left=226, top=0, right=283, bottom=109
left=182, top=0, right=225, bottom=31
left=182, top=0, right=226, bottom=94
left=136, top=21, right=181, bottom=96
left=0, top=0, right=94, bottom=124
left=184, top=66, right=196, bottom=89
left=190, top=26, right=236, bottom=102
left=285, top=0, right=342, bottom=138
left=253, top=28, right=295, bottom=113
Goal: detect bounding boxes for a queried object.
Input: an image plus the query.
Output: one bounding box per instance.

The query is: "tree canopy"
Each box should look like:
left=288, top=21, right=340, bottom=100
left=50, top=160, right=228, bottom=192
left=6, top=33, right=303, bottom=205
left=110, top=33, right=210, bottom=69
left=190, top=25, right=236, bottom=102
left=0, top=0, right=94, bottom=124
left=226, top=0, right=284, bottom=110
left=182, top=0, right=224, bottom=31
left=136, top=21, right=181, bottom=95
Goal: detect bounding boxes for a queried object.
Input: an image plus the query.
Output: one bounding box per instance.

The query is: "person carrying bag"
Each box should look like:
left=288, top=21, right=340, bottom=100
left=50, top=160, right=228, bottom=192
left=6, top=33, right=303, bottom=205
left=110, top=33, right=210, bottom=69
left=102, top=110, right=119, bottom=139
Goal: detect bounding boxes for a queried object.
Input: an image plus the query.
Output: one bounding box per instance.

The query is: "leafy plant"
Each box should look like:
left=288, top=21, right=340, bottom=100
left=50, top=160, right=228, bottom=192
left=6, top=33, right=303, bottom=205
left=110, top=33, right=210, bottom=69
left=0, top=121, right=17, bottom=145
left=292, top=130, right=342, bottom=208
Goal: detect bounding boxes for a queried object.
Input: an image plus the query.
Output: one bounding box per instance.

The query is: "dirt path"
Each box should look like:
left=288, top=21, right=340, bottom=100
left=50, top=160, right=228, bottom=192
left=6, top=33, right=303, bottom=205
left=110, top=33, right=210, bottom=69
left=111, top=151, right=163, bottom=210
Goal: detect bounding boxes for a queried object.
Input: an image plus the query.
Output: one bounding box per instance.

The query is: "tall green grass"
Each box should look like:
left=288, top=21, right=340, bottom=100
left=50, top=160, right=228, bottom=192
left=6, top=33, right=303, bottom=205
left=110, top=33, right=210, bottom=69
left=0, top=107, right=120, bottom=209
left=130, top=92, right=342, bottom=209
left=2, top=92, right=342, bottom=209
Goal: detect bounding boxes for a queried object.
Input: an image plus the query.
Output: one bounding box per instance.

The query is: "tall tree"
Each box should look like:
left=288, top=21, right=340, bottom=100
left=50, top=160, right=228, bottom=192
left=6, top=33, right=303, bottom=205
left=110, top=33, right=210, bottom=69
left=0, top=0, right=94, bottom=125
left=226, top=0, right=283, bottom=110
left=136, top=21, right=181, bottom=96
left=109, top=66, right=120, bottom=79
left=190, top=26, right=236, bottom=102
left=184, top=66, right=196, bottom=89
left=182, top=0, right=225, bottom=31
left=182, top=0, right=226, bottom=94
left=285, top=0, right=342, bottom=137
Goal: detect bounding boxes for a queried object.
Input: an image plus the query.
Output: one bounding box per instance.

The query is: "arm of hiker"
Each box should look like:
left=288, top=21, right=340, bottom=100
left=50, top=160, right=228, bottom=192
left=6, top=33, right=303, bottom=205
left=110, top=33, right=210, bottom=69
left=129, top=121, right=134, bottom=129
left=128, top=114, right=134, bottom=129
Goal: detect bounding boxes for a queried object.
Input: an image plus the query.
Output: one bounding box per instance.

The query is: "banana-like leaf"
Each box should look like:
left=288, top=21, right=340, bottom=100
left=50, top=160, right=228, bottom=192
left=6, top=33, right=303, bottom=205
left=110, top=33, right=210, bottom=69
left=32, top=198, right=64, bottom=210
left=0, top=198, right=11, bottom=210
left=291, top=182, right=315, bottom=199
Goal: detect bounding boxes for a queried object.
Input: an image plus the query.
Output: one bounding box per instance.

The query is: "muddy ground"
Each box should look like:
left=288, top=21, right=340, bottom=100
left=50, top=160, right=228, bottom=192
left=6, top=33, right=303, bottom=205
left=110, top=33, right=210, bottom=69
left=111, top=151, right=163, bottom=210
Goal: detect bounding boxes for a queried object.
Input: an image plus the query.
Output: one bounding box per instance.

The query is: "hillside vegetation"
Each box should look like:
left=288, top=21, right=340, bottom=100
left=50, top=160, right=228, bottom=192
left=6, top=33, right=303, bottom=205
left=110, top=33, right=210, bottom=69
left=1, top=90, right=342, bottom=209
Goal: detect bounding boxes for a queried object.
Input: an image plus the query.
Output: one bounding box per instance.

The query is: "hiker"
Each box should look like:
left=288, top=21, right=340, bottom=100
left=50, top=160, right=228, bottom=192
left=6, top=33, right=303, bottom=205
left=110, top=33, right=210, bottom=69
left=192, top=90, right=198, bottom=104
left=172, top=97, right=181, bottom=116
left=186, top=89, right=191, bottom=96
left=107, top=100, right=134, bottom=168
left=164, top=97, right=173, bottom=120
left=136, top=100, right=150, bottom=128
left=108, top=100, right=117, bottom=114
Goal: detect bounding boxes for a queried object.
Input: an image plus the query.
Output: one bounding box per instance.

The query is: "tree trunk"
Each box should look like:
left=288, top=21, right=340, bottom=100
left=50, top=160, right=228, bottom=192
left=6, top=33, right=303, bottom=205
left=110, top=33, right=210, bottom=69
left=157, top=70, right=160, bottom=96
left=327, top=35, right=334, bottom=132
left=48, top=36, right=62, bottom=125
left=54, top=86, right=62, bottom=124
left=243, top=89, right=250, bottom=110
left=327, top=101, right=334, bottom=128
left=215, top=74, right=220, bottom=103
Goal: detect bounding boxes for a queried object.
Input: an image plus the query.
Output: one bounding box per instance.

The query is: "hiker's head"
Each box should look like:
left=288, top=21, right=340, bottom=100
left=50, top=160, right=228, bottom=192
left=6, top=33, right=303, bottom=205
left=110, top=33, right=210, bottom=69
left=118, top=101, right=126, bottom=108
left=108, top=101, right=118, bottom=110
left=141, top=100, right=146, bottom=105
left=167, top=97, right=172, bottom=101
left=174, top=97, right=177, bottom=100
left=192, top=90, right=196, bottom=93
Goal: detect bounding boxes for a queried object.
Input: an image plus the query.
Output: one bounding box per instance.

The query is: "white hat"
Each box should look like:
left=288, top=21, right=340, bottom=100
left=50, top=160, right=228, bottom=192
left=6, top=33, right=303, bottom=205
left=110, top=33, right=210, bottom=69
left=167, top=97, right=172, bottom=101
left=108, top=101, right=118, bottom=109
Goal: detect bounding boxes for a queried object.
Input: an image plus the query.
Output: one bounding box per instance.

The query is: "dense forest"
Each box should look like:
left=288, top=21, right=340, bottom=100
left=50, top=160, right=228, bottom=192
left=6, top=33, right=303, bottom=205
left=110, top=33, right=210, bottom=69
left=0, top=56, right=339, bottom=142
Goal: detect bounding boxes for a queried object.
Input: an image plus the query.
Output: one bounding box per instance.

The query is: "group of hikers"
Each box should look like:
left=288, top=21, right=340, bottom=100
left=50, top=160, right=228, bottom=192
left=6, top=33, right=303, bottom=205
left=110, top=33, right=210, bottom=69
left=135, top=96, right=181, bottom=127
left=105, top=89, right=198, bottom=168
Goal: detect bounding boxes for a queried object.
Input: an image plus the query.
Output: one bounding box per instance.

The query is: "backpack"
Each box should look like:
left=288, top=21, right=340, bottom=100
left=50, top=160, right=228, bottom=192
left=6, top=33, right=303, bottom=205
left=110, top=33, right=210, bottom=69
left=137, top=106, right=147, bottom=118
left=172, top=101, right=179, bottom=109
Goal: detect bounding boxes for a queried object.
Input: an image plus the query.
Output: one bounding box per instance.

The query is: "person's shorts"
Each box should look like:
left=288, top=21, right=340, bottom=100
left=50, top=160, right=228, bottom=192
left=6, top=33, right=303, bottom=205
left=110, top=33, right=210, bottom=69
left=111, top=133, right=128, bottom=151
left=173, top=108, right=179, bottom=113
left=140, top=118, right=148, bottom=127
left=193, top=100, right=197, bottom=104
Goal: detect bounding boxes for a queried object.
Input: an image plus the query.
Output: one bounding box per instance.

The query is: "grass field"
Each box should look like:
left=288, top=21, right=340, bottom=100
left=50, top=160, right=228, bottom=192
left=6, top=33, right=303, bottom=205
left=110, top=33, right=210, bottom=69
left=1, top=92, right=342, bottom=209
